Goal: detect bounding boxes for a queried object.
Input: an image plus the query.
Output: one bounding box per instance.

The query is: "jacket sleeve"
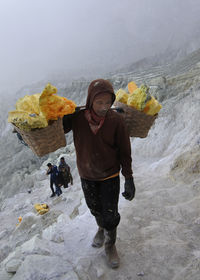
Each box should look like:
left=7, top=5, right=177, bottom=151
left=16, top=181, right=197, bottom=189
left=62, top=114, right=73, bottom=134
left=47, top=169, right=52, bottom=175
left=53, top=166, right=59, bottom=177
left=115, top=116, right=133, bottom=179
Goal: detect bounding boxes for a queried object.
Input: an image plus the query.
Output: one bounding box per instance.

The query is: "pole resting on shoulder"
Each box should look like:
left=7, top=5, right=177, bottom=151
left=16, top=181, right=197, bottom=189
left=75, top=106, right=124, bottom=113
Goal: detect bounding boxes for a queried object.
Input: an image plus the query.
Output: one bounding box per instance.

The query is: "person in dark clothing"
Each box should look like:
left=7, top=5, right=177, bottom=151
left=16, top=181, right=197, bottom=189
left=63, top=79, right=135, bottom=268
left=58, top=157, right=73, bottom=188
left=46, top=163, right=62, bottom=197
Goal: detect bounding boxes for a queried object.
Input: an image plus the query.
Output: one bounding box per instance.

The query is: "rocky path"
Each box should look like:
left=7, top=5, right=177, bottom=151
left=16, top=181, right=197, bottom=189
left=69, top=158, right=200, bottom=280
left=1, top=155, right=200, bottom=279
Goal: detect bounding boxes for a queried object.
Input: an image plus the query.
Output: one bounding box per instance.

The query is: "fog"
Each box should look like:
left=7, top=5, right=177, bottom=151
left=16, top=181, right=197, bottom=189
left=1, top=0, right=200, bottom=89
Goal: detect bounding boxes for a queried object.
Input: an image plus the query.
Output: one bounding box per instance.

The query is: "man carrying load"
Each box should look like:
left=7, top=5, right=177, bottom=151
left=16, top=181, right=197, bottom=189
left=63, top=79, right=135, bottom=268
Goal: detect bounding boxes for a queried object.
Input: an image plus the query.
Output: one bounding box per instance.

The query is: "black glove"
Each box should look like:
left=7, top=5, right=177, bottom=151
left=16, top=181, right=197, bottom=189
left=122, top=177, right=136, bottom=201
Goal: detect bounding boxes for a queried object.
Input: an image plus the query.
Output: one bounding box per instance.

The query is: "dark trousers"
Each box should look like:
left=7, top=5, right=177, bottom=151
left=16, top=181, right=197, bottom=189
left=58, top=172, right=69, bottom=188
left=81, top=176, right=120, bottom=231
left=63, top=181, right=69, bottom=188
left=50, top=179, right=62, bottom=196
left=50, top=180, right=55, bottom=194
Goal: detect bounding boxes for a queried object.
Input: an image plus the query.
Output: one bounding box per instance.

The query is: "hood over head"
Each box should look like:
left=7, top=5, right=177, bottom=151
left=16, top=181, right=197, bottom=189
left=85, top=79, right=116, bottom=109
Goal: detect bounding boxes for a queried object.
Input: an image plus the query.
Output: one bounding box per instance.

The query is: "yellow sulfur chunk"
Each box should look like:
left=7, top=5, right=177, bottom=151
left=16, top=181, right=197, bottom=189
left=41, top=203, right=48, bottom=209
left=15, top=93, right=41, bottom=115
left=39, top=83, right=76, bottom=121
left=34, top=203, right=48, bottom=210
left=34, top=203, right=49, bottom=215
left=143, top=96, right=162, bottom=115
left=8, top=111, right=48, bottom=131
left=34, top=203, right=45, bottom=209
left=40, top=83, right=57, bottom=96
left=16, top=216, right=23, bottom=226
left=38, top=209, right=49, bottom=215
left=8, top=92, right=47, bottom=131
left=8, top=83, right=76, bottom=131
left=127, top=88, right=147, bottom=111
left=115, top=89, right=129, bottom=104
left=128, top=81, right=138, bottom=94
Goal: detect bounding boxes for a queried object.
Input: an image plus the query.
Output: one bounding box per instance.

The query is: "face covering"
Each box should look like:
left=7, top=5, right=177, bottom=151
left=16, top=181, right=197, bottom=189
left=84, top=109, right=105, bottom=135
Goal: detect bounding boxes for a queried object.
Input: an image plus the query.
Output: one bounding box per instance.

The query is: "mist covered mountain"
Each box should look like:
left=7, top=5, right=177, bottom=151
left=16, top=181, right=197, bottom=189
left=0, top=47, right=200, bottom=279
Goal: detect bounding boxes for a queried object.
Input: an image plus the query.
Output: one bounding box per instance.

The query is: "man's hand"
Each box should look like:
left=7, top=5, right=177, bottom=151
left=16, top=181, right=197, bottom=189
left=122, top=177, right=136, bottom=201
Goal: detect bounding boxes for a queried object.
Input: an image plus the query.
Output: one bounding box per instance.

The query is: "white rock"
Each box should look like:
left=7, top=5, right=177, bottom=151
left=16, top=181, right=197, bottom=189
left=0, top=229, right=8, bottom=240
left=95, top=266, right=104, bottom=278
left=15, top=212, right=38, bottom=230
left=11, top=255, right=72, bottom=280
left=59, top=270, right=79, bottom=280
left=0, top=269, right=12, bottom=280
left=5, top=258, right=22, bottom=273
left=21, top=235, right=51, bottom=256
left=42, top=223, right=64, bottom=243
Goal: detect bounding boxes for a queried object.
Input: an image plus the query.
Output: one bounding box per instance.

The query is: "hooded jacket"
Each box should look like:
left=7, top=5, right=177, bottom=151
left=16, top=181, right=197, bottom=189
left=85, top=79, right=116, bottom=109
left=47, top=165, right=59, bottom=182
left=63, top=79, right=133, bottom=180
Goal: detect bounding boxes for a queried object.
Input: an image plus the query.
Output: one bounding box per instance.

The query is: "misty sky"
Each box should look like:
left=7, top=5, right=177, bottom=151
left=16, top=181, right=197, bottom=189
left=1, top=0, right=200, bottom=88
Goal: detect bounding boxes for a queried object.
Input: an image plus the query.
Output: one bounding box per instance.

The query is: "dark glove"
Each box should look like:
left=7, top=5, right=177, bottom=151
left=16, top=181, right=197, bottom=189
left=122, top=177, right=136, bottom=201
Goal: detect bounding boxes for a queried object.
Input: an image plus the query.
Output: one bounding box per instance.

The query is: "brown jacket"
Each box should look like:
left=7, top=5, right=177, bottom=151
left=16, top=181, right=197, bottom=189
left=63, top=79, right=133, bottom=180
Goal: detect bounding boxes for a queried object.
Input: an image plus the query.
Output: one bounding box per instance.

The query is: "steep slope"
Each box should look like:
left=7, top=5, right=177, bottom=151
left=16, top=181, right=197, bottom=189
left=0, top=48, right=200, bottom=279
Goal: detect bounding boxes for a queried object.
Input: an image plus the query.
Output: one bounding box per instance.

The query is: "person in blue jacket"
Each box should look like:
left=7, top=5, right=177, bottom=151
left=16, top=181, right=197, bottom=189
left=46, top=163, right=62, bottom=197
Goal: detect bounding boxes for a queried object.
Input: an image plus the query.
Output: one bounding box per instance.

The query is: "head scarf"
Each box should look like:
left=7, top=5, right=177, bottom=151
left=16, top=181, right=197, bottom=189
left=84, top=79, right=116, bottom=134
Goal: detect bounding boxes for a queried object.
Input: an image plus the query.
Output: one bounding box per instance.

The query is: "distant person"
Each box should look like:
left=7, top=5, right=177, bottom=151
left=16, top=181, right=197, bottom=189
left=62, top=79, right=135, bottom=268
left=46, top=163, right=62, bottom=197
left=58, top=157, right=73, bottom=188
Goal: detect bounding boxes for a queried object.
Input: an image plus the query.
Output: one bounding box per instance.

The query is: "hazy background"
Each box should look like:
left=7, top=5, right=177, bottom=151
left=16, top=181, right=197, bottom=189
left=1, top=0, right=200, bottom=90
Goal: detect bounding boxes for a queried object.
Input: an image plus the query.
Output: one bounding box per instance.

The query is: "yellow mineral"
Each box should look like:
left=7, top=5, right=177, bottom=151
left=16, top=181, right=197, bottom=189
left=8, top=111, right=48, bottom=131
left=16, top=216, right=22, bottom=226
left=18, top=216, right=22, bottom=222
left=8, top=83, right=76, bottom=131
left=143, top=96, right=162, bottom=116
left=115, top=89, right=129, bottom=104
left=34, top=203, right=49, bottom=215
left=127, top=88, right=147, bottom=111
left=15, top=93, right=41, bottom=115
left=128, top=81, right=138, bottom=94
left=39, top=83, right=76, bottom=121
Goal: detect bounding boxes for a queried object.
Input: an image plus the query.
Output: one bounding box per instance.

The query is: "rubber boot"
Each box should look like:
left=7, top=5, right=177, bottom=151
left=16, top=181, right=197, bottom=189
left=104, top=228, right=120, bottom=269
left=92, top=227, right=105, bottom=248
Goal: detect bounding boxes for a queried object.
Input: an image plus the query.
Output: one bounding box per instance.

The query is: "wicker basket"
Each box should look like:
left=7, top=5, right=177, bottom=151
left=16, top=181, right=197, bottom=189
left=13, top=118, right=66, bottom=157
left=115, top=101, right=157, bottom=138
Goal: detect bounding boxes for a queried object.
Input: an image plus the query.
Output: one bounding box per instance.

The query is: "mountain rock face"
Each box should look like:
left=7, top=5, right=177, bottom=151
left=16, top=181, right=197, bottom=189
left=0, top=49, right=200, bottom=279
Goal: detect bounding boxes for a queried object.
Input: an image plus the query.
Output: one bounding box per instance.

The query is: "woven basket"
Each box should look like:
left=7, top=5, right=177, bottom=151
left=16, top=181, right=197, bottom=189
left=13, top=118, right=66, bottom=157
left=115, top=101, right=157, bottom=138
